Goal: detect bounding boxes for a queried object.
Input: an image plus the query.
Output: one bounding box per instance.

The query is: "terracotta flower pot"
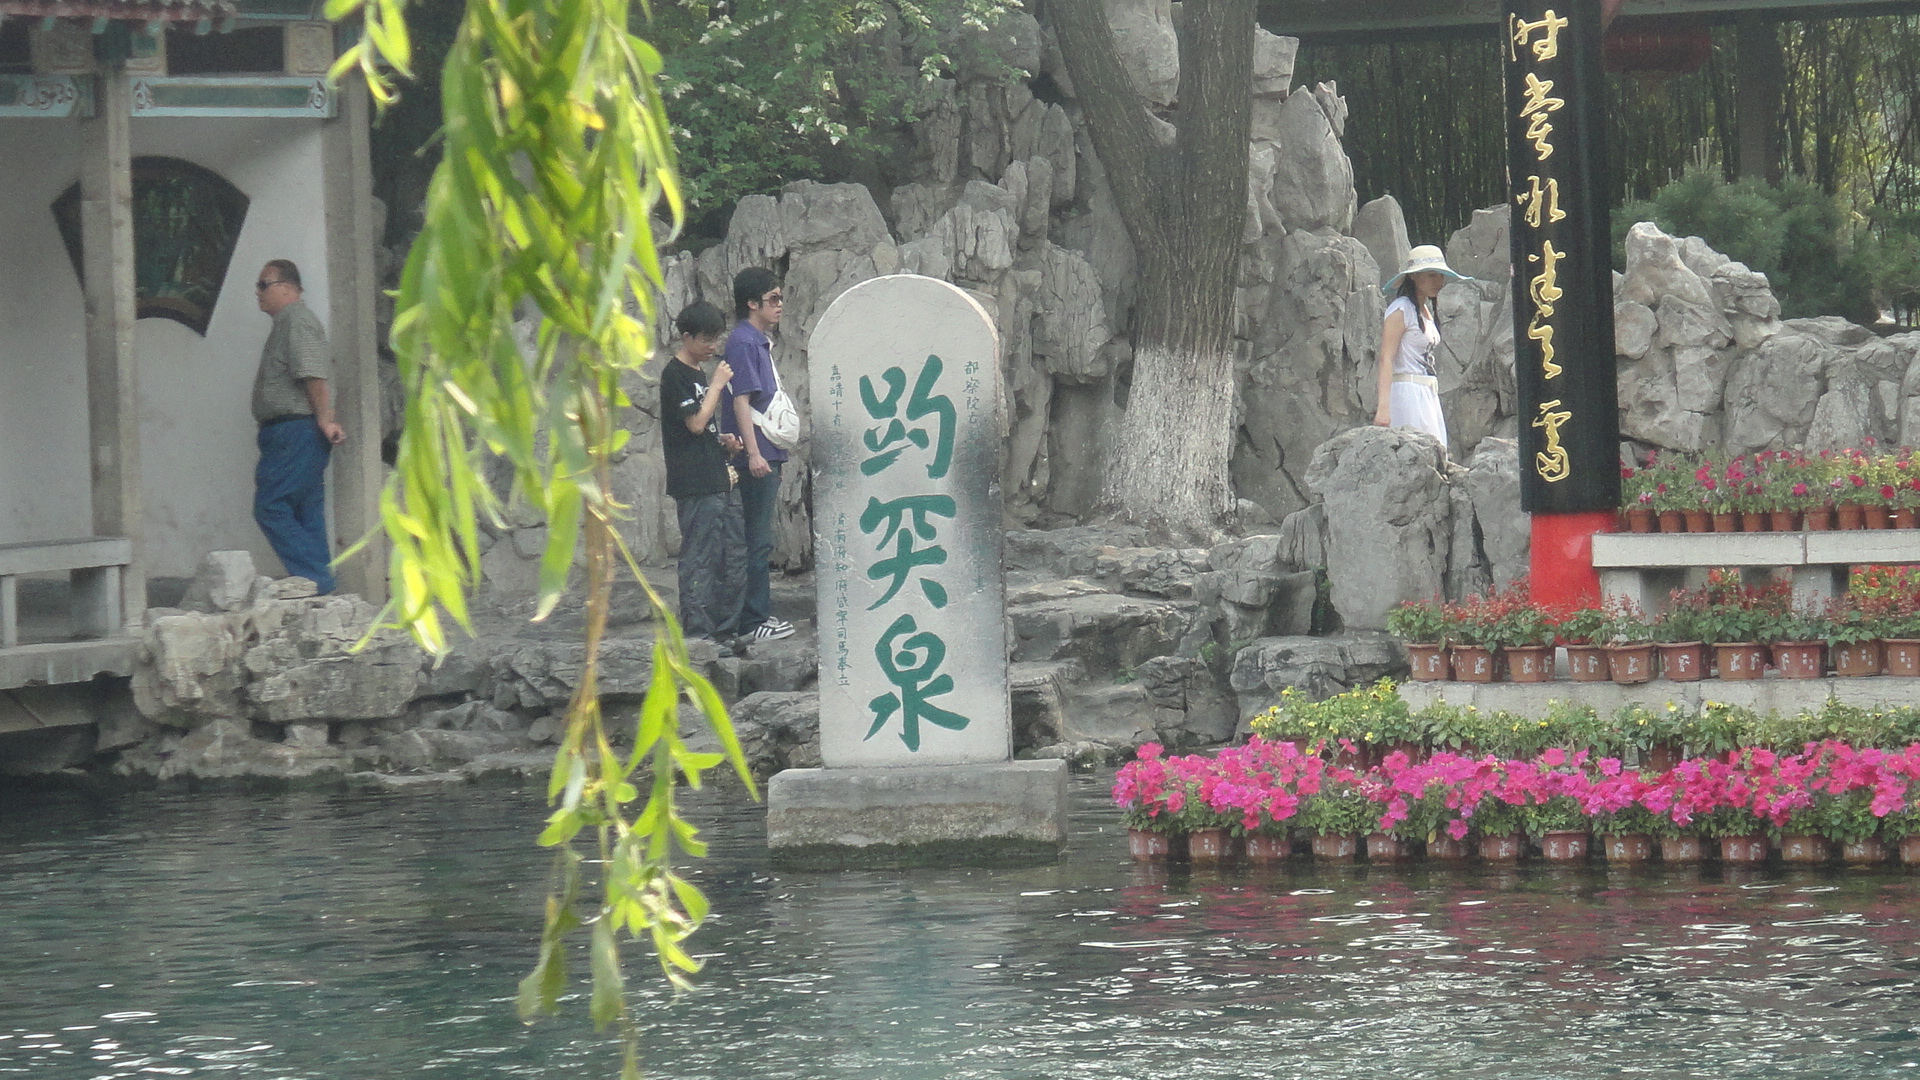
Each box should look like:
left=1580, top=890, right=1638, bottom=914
left=1719, top=835, right=1769, bottom=864
left=1661, top=836, right=1704, bottom=863
left=1643, top=741, right=1682, bottom=774
left=1450, top=645, right=1498, bottom=683
left=1778, top=834, right=1831, bottom=864
left=1657, top=510, right=1685, bottom=533
left=1540, top=830, right=1590, bottom=863
left=1128, top=829, right=1175, bottom=862
left=1365, top=833, right=1414, bottom=862
left=1658, top=641, right=1706, bottom=681
left=1772, top=641, right=1826, bottom=680
left=1769, top=509, right=1800, bottom=531
left=1841, top=838, right=1889, bottom=866
left=1714, top=642, right=1768, bottom=681
left=1406, top=643, right=1450, bottom=682
left=1506, top=644, right=1555, bottom=683
left=1837, top=503, right=1865, bottom=529
left=1896, top=508, right=1918, bottom=529
left=1625, top=508, right=1654, bottom=533
left=1884, top=640, right=1920, bottom=678
left=1741, top=511, right=1768, bottom=532
left=1603, top=833, right=1654, bottom=863
left=1804, top=506, right=1834, bottom=531
left=1566, top=644, right=1610, bottom=682
left=1832, top=640, right=1883, bottom=677
left=1245, top=833, right=1291, bottom=865
left=1710, top=511, right=1737, bottom=532
left=1900, top=835, right=1920, bottom=865
left=1310, top=834, right=1357, bottom=861
left=1426, top=836, right=1471, bottom=862
left=1608, top=642, right=1657, bottom=684
left=1188, top=827, right=1234, bottom=865
left=1683, top=509, right=1711, bottom=533
left=1478, top=833, right=1524, bottom=863
left=1863, top=505, right=1891, bottom=529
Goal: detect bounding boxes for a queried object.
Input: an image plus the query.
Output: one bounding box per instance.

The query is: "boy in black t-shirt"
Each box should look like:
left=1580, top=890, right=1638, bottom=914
left=661, top=302, right=749, bottom=654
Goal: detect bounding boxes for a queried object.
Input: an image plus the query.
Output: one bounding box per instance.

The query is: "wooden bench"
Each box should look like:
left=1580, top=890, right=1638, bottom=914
left=1592, top=531, right=1920, bottom=613
left=0, top=537, right=134, bottom=647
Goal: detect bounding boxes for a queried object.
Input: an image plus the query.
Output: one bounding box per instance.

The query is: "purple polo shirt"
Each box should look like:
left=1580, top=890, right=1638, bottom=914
left=718, top=320, right=789, bottom=465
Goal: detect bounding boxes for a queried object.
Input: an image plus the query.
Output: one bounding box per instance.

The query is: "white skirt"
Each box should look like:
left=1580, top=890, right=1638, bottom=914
left=1388, top=381, right=1448, bottom=447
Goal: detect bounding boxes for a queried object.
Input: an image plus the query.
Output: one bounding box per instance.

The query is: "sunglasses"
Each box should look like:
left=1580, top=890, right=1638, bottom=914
left=757, top=292, right=784, bottom=305
left=256, top=279, right=289, bottom=291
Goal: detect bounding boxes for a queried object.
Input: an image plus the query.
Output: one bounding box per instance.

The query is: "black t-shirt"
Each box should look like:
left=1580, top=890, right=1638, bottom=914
left=659, top=357, right=731, bottom=499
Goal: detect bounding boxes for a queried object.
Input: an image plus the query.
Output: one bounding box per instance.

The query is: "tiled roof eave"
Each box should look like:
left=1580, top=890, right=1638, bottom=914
left=0, top=0, right=237, bottom=21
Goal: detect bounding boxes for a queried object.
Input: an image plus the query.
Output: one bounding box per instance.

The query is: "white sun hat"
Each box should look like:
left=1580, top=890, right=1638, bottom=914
left=1382, top=244, right=1473, bottom=296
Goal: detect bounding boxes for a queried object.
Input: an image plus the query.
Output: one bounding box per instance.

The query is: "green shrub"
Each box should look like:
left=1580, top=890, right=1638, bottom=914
left=1612, top=166, right=1889, bottom=323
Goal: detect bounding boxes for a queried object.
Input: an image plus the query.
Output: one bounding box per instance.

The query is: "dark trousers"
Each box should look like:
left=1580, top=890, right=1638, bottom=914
left=253, top=417, right=335, bottom=594
left=737, top=462, right=781, bottom=630
left=675, top=489, right=747, bottom=639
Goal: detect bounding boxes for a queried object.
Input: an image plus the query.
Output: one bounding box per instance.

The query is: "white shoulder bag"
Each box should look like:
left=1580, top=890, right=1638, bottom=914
left=752, top=356, right=801, bottom=451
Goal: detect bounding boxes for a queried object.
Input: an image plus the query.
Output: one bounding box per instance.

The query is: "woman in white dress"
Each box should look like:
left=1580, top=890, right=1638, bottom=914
left=1373, top=245, right=1470, bottom=447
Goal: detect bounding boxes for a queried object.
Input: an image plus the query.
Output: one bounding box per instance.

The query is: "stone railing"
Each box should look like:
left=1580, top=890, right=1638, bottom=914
left=1592, top=530, right=1920, bottom=612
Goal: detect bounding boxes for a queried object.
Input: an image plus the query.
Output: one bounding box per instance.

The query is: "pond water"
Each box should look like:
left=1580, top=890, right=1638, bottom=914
left=3, top=774, right=1919, bottom=1079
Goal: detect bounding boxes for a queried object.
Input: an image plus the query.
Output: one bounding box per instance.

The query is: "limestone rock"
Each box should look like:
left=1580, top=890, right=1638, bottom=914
left=1445, top=206, right=1509, bottom=284
left=953, top=7, right=1042, bottom=80
left=1227, top=633, right=1408, bottom=719
left=1027, top=242, right=1110, bottom=381
left=1135, top=655, right=1237, bottom=749
left=1615, top=301, right=1657, bottom=359
left=1004, top=525, right=1151, bottom=581
left=1007, top=590, right=1195, bottom=674
left=728, top=691, right=823, bottom=776
left=1009, top=660, right=1079, bottom=752
left=1459, top=438, right=1529, bottom=589
left=1234, top=229, right=1379, bottom=522
left=378, top=728, right=524, bottom=772
left=1092, top=546, right=1211, bottom=598
left=1353, top=195, right=1411, bottom=287
left=1269, top=88, right=1356, bottom=233
left=1303, top=426, right=1452, bottom=630
left=1102, top=0, right=1179, bottom=105
left=179, top=551, right=257, bottom=614
left=118, top=717, right=354, bottom=781
left=133, top=613, right=248, bottom=727
left=243, top=596, right=424, bottom=723
left=1251, top=28, right=1298, bottom=96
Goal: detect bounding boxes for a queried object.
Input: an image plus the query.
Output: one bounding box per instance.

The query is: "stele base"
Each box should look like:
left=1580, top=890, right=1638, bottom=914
left=766, top=758, right=1069, bottom=870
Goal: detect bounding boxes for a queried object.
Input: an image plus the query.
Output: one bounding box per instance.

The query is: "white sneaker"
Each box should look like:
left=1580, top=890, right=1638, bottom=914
left=747, top=620, right=795, bottom=642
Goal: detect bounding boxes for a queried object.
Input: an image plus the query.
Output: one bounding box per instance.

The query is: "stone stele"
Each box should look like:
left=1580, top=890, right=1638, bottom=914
left=770, top=273, right=1066, bottom=866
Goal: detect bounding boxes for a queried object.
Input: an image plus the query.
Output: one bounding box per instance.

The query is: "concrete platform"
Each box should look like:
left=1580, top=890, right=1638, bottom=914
left=1400, top=675, right=1920, bottom=716
left=0, top=638, right=137, bottom=691
left=766, top=759, right=1069, bottom=869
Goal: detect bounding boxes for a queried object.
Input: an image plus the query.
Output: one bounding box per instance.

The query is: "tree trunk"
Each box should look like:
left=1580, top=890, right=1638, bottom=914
left=1048, top=0, right=1253, bottom=537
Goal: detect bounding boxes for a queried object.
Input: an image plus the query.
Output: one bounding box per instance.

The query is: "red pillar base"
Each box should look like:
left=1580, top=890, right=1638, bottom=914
left=1529, top=510, right=1616, bottom=609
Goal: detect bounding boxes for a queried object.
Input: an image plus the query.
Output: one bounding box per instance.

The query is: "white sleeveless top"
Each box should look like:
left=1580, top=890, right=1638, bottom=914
left=1385, top=296, right=1440, bottom=377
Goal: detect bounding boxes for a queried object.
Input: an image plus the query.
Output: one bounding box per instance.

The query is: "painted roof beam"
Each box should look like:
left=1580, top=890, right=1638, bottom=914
left=1262, top=0, right=1920, bottom=40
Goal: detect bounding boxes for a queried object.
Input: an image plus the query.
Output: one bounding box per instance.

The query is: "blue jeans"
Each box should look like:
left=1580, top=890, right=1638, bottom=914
left=254, top=417, right=335, bottom=594
left=737, top=462, right=781, bottom=630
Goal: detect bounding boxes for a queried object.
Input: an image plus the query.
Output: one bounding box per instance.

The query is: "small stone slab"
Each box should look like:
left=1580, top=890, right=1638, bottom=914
left=766, top=759, right=1068, bottom=869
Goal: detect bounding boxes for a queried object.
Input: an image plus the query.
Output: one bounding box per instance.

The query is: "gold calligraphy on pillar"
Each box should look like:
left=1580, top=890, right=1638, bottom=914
left=1516, top=175, right=1564, bottom=228
left=1526, top=242, right=1565, bottom=378
left=1519, top=73, right=1564, bottom=160
left=1509, top=10, right=1568, bottom=61
left=1532, top=399, right=1573, bottom=483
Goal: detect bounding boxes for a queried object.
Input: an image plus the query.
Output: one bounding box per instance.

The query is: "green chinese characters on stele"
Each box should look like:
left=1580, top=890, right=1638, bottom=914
left=857, top=353, right=969, bottom=751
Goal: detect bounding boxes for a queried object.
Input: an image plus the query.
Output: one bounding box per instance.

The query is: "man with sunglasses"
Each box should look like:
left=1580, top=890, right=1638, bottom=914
left=249, top=259, right=344, bottom=595
left=718, top=267, right=795, bottom=643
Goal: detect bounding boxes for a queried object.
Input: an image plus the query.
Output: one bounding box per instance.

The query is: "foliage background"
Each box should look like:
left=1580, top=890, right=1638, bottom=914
left=1296, top=15, right=1920, bottom=320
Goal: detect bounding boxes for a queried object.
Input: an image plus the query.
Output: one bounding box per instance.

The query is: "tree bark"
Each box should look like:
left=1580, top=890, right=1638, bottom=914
left=1047, top=0, right=1253, bottom=538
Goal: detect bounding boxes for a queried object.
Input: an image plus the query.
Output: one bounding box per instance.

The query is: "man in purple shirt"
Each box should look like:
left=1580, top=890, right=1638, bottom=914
left=718, top=267, right=795, bottom=642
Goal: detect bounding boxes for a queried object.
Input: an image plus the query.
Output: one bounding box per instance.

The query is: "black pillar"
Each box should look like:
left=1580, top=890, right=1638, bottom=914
left=1504, top=0, right=1619, bottom=513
